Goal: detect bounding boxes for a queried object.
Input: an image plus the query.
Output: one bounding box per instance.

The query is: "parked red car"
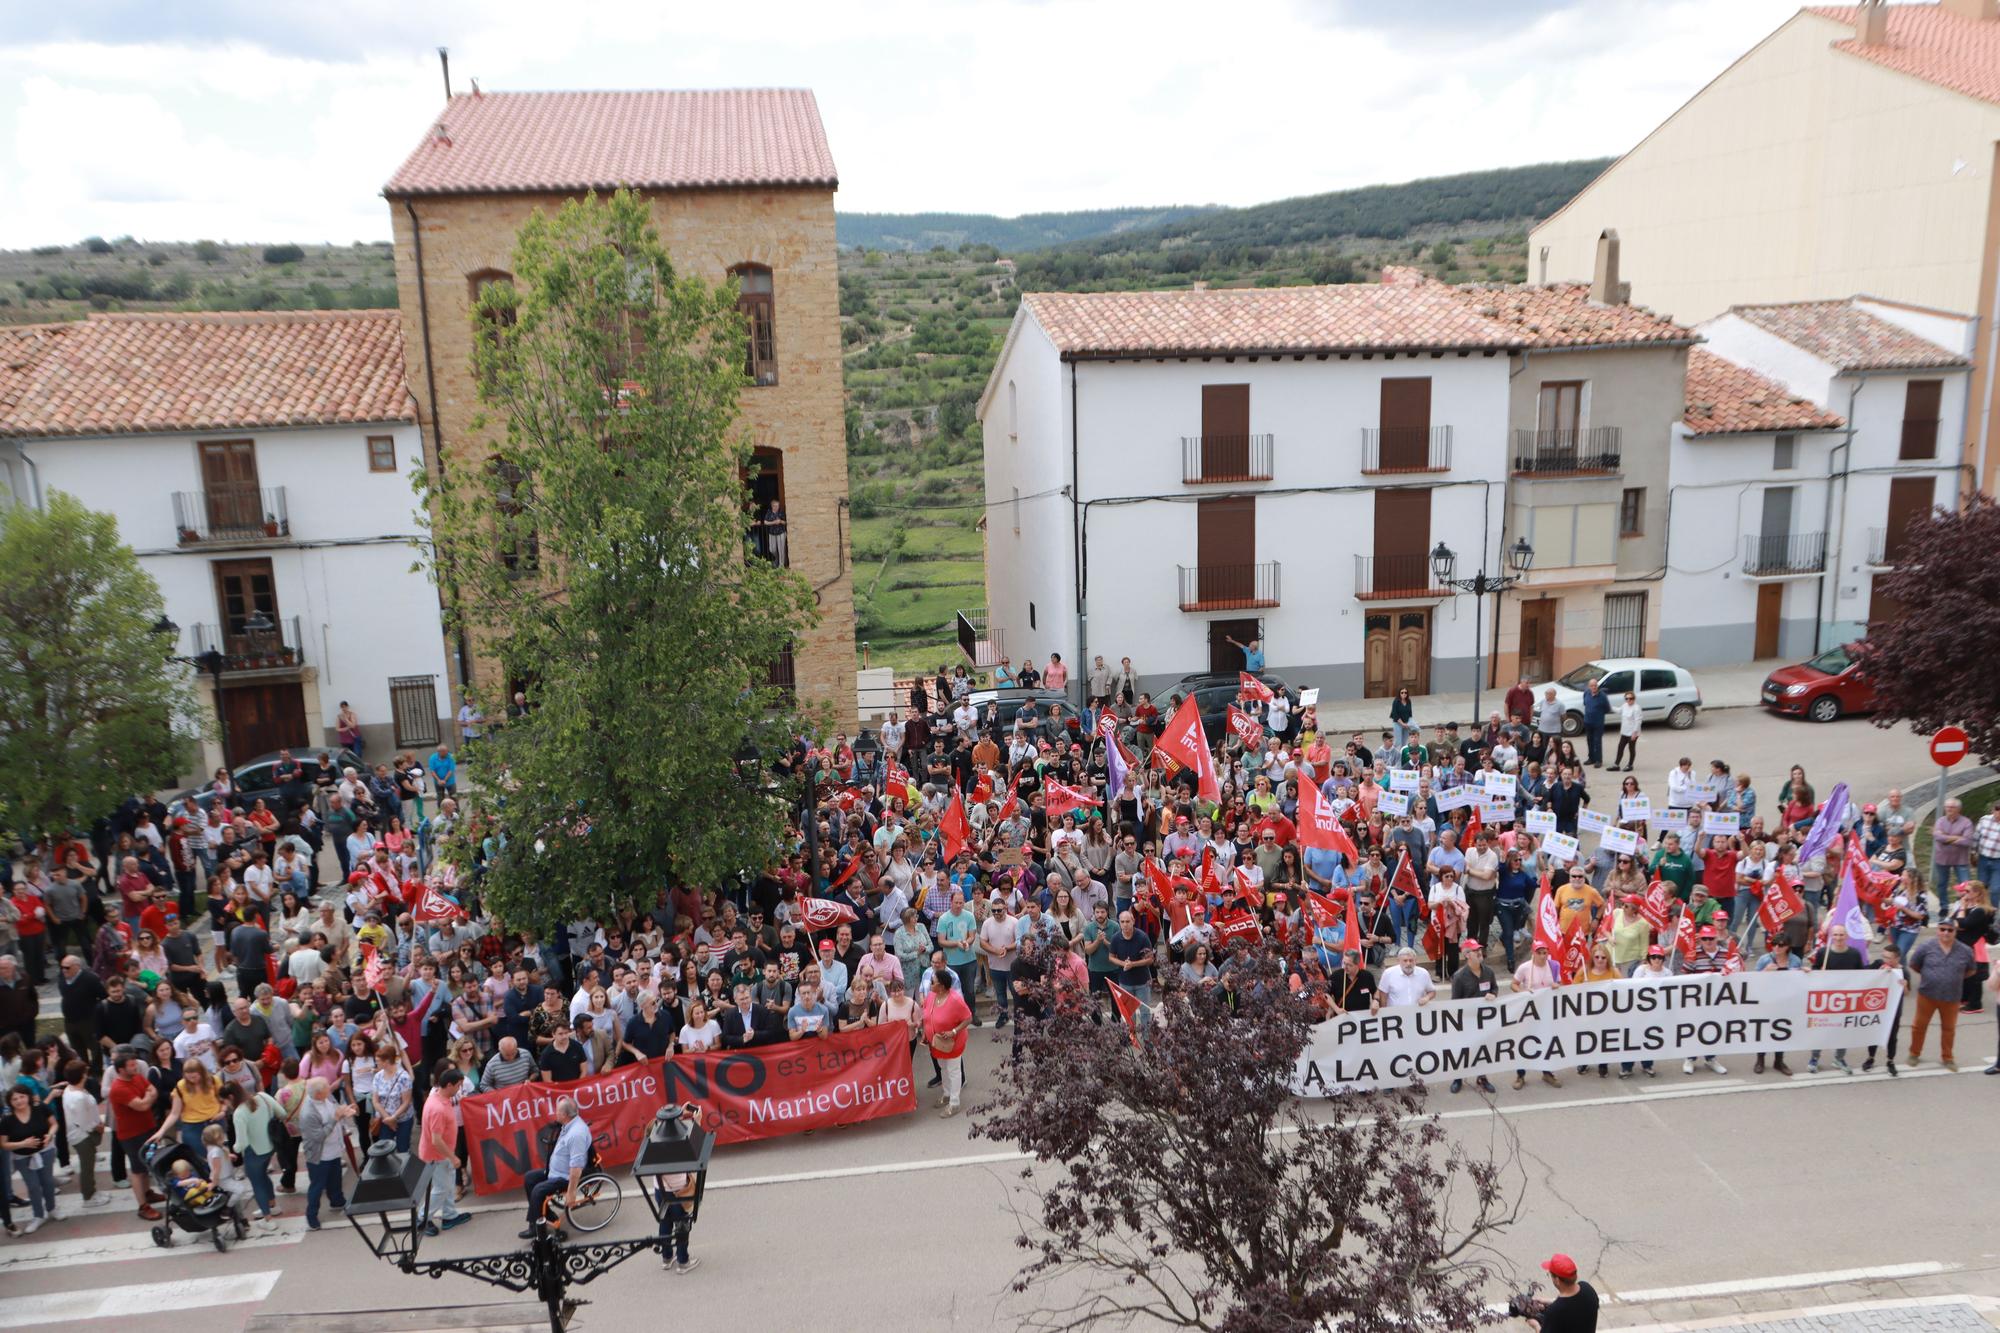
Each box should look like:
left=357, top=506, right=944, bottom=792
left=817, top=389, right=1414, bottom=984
left=1760, top=643, right=1877, bottom=722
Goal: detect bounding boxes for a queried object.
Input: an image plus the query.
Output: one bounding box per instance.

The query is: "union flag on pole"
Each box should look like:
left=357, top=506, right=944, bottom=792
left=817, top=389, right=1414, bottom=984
left=1232, top=865, right=1262, bottom=910
left=1533, top=874, right=1564, bottom=955
left=1297, top=780, right=1359, bottom=864
left=1211, top=907, right=1263, bottom=947
left=360, top=941, right=386, bottom=994
left=1238, top=672, right=1274, bottom=703
left=1671, top=908, right=1699, bottom=961
left=997, top=771, right=1021, bottom=822
left=1158, top=694, right=1220, bottom=803
left=1043, top=779, right=1100, bottom=822
left=1140, top=857, right=1174, bottom=907
left=413, top=882, right=464, bottom=924
left=797, top=896, right=861, bottom=931
left=940, top=792, right=971, bottom=864
left=1225, top=705, right=1265, bottom=749
left=1721, top=936, right=1744, bottom=974
left=1756, top=867, right=1805, bottom=936
left=1559, top=918, right=1590, bottom=982
left=1635, top=880, right=1671, bottom=932
left=1108, top=980, right=1147, bottom=1047
left=1392, top=849, right=1423, bottom=901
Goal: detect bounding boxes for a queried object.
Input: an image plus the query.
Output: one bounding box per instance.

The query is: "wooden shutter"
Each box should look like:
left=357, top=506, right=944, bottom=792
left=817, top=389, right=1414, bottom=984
left=1378, top=378, right=1432, bottom=471
left=199, top=440, right=261, bottom=533
left=1197, top=496, right=1256, bottom=603
left=1899, top=380, right=1941, bottom=460
left=1201, top=385, right=1250, bottom=480
left=1882, top=476, right=1935, bottom=562
left=1371, top=488, right=1431, bottom=595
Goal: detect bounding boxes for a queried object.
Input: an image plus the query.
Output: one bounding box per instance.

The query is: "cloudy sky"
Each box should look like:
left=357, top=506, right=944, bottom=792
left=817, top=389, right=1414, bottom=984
left=0, top=0, right=1815, bottom=246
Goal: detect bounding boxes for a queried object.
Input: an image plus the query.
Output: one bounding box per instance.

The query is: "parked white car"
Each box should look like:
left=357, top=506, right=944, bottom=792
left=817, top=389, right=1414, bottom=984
left=1540, top=658, right=1703, bottom=734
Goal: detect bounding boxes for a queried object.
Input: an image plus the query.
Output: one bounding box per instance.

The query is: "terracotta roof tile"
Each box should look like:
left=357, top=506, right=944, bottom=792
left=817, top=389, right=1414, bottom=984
left=1728, top=298, right=1969, bottom=371
left=1683, top=348, right=1846, bottom=436
left=0, top=311, right=414, bottom=440
left=1385, top=266, right=1698, bottom=349
left=385, top=89, right=838, bottom=196
left=1020, top=284, right=1524, bottom=357
left=1810, top=4, right=2000, bottom=107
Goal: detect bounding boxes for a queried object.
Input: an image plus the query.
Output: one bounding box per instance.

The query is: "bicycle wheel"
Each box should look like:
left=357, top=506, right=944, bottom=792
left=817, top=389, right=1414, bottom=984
left=565, top=1173, right=621, bottom=1233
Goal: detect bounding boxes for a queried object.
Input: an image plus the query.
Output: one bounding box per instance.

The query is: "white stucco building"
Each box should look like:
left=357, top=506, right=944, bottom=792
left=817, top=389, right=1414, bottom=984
left=1663, top=298, right=1973, bottom=664
left=0, top=311, right=451, bottom=774
left=974, top=277, right=1693, bottom=704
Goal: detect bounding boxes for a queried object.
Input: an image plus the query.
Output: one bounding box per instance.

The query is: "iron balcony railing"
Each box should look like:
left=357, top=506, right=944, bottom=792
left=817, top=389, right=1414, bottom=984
left=1181, top=434, right=1275, bottom=484
left=955, top=610, right=1005, bottom=668
left=1177, top=562, right=1280, bottom=611
left=1742, top=531, right=1827, bottom=576
left=1354, top=554, right=1450, bottom=601
left=766, top=645, right=797, bottom=697
left=1513, top=427, right=1621, bottom=476
left=1360, top=425, right=1452, bottom=474
left=173, top=486, right=290, bottom=544
left=190, top=615, right=304, bottom=670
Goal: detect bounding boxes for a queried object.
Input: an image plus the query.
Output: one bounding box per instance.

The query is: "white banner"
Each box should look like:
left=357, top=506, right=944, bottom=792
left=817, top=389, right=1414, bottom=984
left=1295, top=970, right=1904, bottom=1093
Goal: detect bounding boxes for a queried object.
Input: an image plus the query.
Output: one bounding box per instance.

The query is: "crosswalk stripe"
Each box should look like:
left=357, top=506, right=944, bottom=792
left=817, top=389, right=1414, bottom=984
left=0, top=1219, right=302, bottom=1273
left=0, top=1271, right=281, bottom=1327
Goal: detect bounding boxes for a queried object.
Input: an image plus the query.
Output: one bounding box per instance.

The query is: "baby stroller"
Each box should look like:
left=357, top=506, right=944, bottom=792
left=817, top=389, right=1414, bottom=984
left=143, top=1140, right=250, bottom=1252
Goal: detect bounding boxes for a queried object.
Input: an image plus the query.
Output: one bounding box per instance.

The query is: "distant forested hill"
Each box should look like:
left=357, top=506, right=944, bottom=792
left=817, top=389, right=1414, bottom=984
left=835, top=206, right=1217, bottom=252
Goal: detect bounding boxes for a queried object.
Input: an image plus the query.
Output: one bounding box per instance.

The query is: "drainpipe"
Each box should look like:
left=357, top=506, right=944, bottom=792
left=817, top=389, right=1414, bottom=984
left=402, top=195, right=475, bottom=692
left=1815, top=377, right=1864, bottom=655
left=1070, top=362, right=1086, bottom=714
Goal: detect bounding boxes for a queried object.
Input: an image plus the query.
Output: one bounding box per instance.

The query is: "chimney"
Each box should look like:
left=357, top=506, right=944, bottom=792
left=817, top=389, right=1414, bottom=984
left=1855, top=0, right=1889, bottom=44
left=1942, top=0, right=1999, bottom=21
left=1590, top=229, right=1629, bottom=306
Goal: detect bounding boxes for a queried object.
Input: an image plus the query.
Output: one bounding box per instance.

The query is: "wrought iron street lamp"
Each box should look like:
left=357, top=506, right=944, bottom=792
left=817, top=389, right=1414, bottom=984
left=153, top=610, right=271, bottom=772
left=1429, top=537, right=1535, bottom=730
left=343, top=1109, right=712, bottom=1333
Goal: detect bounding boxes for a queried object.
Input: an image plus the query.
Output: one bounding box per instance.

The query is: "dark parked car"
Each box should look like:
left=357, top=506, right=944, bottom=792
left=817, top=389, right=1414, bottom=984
left=962, top=688, right=1076, bottom=744
left=1170, top=672, right=1293, bottom=740
left=1761, top=644, right=1877, bottom=722
left=173, top=747, right=363, bottom=814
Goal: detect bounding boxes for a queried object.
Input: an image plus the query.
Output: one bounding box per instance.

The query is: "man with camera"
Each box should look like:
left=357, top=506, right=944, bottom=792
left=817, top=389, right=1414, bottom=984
left=1512, top=1253, right=1598, bottom=1330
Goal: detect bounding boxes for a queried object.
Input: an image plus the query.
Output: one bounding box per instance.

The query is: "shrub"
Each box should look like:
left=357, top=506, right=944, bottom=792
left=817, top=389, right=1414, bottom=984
left=82, top=236, right=113, bottom=254
left=261, top=244, right=306, bottom=266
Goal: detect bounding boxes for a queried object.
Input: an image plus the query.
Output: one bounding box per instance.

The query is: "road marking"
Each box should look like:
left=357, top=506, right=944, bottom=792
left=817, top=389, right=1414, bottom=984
left=0, top=1219, right=302, bottom=1273
left=0, top=1271, right=281, bottom=1327
left=1617, top=1293, right=1999, bottom=1330
left=1611, top=1260, right=1953, bottom=1304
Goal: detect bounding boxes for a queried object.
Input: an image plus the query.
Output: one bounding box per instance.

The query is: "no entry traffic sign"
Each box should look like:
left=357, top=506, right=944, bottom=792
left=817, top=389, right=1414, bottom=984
left=1930, top=725, right=1970, bottom=768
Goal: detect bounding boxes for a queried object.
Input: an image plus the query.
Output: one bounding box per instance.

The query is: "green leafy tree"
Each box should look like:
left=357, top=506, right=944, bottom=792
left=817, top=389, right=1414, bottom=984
left=0, top=494, right=196, bottom=842
left=425, top=189, right=818, bottom=925
left=193, top=240, right=223, bottom=263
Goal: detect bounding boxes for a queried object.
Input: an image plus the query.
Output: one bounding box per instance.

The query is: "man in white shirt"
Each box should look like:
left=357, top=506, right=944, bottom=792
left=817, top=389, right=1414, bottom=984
left=172, top=1011, right=220, bottom=1073
left=1375, top=949, right=1437, bottom=1010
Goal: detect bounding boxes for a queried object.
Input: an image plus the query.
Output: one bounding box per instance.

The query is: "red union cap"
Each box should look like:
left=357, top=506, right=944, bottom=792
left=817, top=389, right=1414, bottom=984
left=1698, top=924, right=1717, bottom=937
left=1542, top=1253, right=1578, bottom=1281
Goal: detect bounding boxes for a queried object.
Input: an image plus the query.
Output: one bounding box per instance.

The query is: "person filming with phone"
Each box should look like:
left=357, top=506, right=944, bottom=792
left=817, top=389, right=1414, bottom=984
left=1510, top=1252, right=1598, bottom=1331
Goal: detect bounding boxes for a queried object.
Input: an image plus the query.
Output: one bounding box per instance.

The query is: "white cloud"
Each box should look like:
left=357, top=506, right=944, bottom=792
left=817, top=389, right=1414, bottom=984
left=0, top=0, right=1816, bottom=243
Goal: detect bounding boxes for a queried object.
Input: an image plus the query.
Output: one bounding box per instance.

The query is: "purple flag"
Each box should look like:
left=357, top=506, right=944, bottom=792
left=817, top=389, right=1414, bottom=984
left=1105, top=730, right=1129, bottom=806
left=1824, top=853, right=1872, bottom=963
left=1796, top=781, right=1849, bottom=868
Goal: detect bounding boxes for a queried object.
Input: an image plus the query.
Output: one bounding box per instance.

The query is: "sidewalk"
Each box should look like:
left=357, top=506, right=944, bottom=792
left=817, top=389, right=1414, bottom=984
left=1311, top=659, right=1785, bottom=736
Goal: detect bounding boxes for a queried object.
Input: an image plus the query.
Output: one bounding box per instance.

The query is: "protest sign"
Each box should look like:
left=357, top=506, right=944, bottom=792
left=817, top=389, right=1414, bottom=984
left=462, top=1029, right=915, bottom=1194
left=1542, top=832, right=1581, bottom=864
left=1295, top=970, right=1903, bottom=1093
left=1389, top=769, right=1420, bottom=792
left=1654, top=807, right=1690, bottom=835
left=1619, top=795, right=1652, bottom=823
left=1482, top=772, right=1517, bottom=801
left=1479, top=798, right=1515, bottom=824
left=1578, top=808, right=1612, bottom=834
left=1298, top=687, right=1321, bottom=708
left=1524, top=809, right=1557, bottom=835
left=1600, top=826, right=1640, bottom=855
left=1377, top=790, right=1412, bottom=818
left=1704, top=811, right=1741, bottom=836
left=1435, top=786, right=1473, bottom=812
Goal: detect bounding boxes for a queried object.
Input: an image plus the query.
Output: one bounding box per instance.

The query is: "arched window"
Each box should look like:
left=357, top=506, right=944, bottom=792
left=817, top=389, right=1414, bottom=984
left=730, top=263, right=777, bottom=386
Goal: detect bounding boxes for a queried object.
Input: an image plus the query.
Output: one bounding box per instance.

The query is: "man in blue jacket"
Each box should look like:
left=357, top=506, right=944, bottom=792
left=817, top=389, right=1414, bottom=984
left=1581, top=680, right=1609, bottom=769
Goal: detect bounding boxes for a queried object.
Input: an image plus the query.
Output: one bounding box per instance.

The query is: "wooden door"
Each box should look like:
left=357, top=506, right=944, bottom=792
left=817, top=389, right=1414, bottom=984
left=1882, top=476, right=1935, bottom=563
left=1196, top=496, right=1255, bottom=604
left=1364, top=613, right=1392, bottom=697
left=1518, top=598, right=1558, bottom=682
left=1201, top=385, right=1250, bottom=480
left=1754, top=583, right=1784, bottom=659
left=1371, top=488, right=1431, bottom=595
left=1394, top=610, right=1431, bottom=695
left=1209, top=618, right=1260, bottom=675
left=219, top=682, right=308, bottom=765
left=213, top=558, right=279, bottom=657
left=1378, top=378, right=1432, bottom=471
left=199, top=440, right=261, bottom=534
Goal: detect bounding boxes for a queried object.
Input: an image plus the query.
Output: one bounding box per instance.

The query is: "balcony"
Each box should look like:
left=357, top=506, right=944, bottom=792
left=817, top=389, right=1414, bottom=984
left=1513, top=427, right=1621, bottom=477
left=1361, top=426, right=1452, bottom=474
left=1741, top=532, right=1827, bottom=579
left=1177, top=562, right=1280, bottom=612
left=189, top=616, right=304, bottom=671
left=1181, top=434, right=1275, bottom=485
left=1354, top=554, right=1451, bottom=601
left=173, top=486, right=290, bottom=545
left=955, top=610, right=1005, bottom=668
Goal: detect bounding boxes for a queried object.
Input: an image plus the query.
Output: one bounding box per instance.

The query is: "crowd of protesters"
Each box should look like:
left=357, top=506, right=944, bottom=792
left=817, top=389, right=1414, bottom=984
left=0, top=660, right=1994, bottom=1243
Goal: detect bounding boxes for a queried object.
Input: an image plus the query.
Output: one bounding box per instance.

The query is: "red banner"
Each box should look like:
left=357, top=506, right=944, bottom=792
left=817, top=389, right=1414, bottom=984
left=460, top=1027, right=916, bottom=1194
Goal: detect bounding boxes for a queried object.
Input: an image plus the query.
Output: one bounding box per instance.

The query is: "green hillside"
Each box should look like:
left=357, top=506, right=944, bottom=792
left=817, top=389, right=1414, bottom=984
left=836, top=206, right=1217, bottom=253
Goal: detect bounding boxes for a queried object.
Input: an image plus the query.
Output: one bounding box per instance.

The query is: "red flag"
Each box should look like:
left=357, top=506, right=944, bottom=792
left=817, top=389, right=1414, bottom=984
left=1044, top=778, right=1100, bottom=822
left=360, top=941, right=385, bottom=994
left=1721, top=936, right=1744, bottom=974
left=1232, top=865, right=1262, bottom=910
left=1302, top=887, right=1345, bottom=933
left=997, top=771, right=1021, bottom=822
left=1108, top=981, right=1146, bottom=1047
left=1140, top=857, right=1174, bottom=908
left=1225, top=705, right=1265, bottom=749
left=1594, top=897, right=1616, bottom=941
left=413, top=883, right=464, bottom=924
left=1464, top=801, right=1484, bottom=844
left=1757, top=868, right=1804, bottom=936
left=1341, top=885, right=1362, bottom=951
left=826, top=852, right=864, bottom=892
left=1096, top=712, right=1118, bottom=741
left=1560, top=918, right=1590, bottom=982
left=1199, top=848, right=1226, bottom=903
left=1392, top=850, right=1423, bottom=900
left=1671, top=908, right=1698, bottom=961
left=1533, top=874, right=1563, bottom=955
left=1635, top=880, right=1671, bottom=932
left=797, top=896, right=860, bottom=931
left=940, top=792, right=971, bottom=864
left=1158, top=695, right=1220, bottom=803
left=1238, top=672, right=1274, bottom=703
left=831, top=787, right=868, bottom=813
left=1297, top=781, right=1359, bottom=863
left=1421, top=901, right=1448, bottom=961
left=1211, top=908, right=1264, bottom=947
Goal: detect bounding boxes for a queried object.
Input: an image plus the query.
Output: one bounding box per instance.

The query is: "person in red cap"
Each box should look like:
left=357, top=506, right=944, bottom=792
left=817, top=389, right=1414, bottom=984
left=1671, top=923, right=1730, bottom=1075
left=1517, top=1252, right=1597, bottom=1329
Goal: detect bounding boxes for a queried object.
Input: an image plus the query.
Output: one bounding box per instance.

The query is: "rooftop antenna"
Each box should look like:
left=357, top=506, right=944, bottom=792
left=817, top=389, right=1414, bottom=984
left=438, top=46, right=451, bottom=100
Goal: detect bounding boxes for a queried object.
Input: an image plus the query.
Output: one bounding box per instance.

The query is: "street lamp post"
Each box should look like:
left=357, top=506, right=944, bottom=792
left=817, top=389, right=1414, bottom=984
left=154, top=610, right=274, bottom=773
left=344, top=1105, right=714, bottom=1333
left=1428, top=537, right=1535, bottom=730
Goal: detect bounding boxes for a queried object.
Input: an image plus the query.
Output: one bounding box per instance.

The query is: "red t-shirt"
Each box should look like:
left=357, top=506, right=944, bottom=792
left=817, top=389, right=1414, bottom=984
left=108, top=1072, right=156, bottom=1140
left=10, top=892, right=45, bottom=937
left=922, top=990, right=971, bottom=1060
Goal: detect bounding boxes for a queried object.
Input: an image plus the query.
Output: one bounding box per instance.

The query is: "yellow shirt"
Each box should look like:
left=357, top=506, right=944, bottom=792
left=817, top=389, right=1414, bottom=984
left=176, top=1078, right=222, bottom=1125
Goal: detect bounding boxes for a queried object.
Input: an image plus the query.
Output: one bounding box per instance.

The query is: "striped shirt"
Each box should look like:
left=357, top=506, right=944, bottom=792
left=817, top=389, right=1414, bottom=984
left=482, top=1050, right=538, bottom=1090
